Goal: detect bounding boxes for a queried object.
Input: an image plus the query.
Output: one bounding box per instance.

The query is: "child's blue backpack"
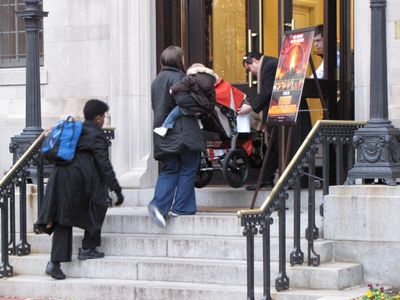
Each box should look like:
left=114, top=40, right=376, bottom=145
left=40, top=116, right=83, bottom=164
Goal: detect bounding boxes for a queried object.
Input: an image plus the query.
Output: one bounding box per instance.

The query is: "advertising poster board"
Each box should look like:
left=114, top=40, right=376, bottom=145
left=267, top=28, right=315, bottom=124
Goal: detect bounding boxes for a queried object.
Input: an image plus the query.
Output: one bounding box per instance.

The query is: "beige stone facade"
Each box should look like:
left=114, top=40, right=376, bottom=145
left=0, top=0, right=158, bottom=187
left=1, top=0, right=400, bottom=188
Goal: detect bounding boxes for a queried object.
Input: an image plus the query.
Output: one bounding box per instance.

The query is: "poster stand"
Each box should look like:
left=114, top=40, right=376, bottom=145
left=250, top=28, right=327, bottom=209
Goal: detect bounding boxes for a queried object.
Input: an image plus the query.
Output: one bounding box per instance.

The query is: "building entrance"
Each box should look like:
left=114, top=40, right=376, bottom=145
left=156, top=0, right=353, bottom=118
left=155, top=0, right=354, bottom=186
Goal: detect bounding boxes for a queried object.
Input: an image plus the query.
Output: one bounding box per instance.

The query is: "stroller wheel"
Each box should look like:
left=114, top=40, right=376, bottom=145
left=222, top=149, right=249, bottom=188
left=195, top=157, right=213, bottom=188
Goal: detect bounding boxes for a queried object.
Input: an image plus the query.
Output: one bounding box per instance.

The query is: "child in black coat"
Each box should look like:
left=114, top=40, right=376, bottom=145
left=153, top=63, right=218, bottom=137
left=37, top=99, right=124, bottom=280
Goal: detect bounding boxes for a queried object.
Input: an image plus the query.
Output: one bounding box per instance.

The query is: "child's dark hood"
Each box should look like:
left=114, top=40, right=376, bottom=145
left=186, top=65, right=218, bottom=91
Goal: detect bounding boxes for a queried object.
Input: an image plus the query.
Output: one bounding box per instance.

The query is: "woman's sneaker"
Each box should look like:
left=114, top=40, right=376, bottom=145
left=169, top=211, right=180, bottom=217
left=148, top=204, right=166, bottom=227
left=77, top=247, right=105, bottom=260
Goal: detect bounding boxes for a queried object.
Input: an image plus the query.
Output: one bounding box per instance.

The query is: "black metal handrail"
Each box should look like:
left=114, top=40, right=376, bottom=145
left=0, top=131, right=46, bottom=277
left=237, top=120, right=366, bottom=300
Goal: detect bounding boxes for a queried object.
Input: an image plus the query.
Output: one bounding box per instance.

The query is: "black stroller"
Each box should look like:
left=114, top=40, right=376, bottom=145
left=195, top=103, right=264, bottom=188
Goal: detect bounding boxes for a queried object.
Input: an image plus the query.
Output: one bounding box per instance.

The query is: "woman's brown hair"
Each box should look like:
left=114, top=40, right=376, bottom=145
left=160, top=46, right=185, bottom=72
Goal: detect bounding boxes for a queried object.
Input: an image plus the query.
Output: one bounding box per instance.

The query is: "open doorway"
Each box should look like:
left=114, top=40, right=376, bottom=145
left=155, top=0, right=354, bottom=186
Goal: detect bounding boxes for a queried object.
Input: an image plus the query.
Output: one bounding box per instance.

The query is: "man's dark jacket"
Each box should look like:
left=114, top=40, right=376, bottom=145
left=151, top=66, right=206, bottom=160
left=36, top=120, right=121, bottom=233
left=250, top=56, right=278, bottom=113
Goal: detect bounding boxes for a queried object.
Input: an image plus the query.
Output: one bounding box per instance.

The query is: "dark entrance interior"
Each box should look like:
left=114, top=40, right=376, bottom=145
left=155, top=0, right=354, bottom=186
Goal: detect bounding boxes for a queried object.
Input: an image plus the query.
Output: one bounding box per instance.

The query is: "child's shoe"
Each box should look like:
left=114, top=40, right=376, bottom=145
left=153, top=127, right=168, bottom=137
left=45, top=262, right=66, bottom=280
left=77, top=247, right=105, bottom=260
left=197, top=119, right=204, bottom=129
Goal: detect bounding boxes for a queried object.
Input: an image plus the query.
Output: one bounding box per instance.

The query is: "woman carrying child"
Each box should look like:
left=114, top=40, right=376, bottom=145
left=148, top=46, right=217, bottom=227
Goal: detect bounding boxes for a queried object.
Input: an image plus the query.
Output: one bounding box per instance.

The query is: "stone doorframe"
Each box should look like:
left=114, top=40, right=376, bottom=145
left=109, top=0, right=158, bottom=188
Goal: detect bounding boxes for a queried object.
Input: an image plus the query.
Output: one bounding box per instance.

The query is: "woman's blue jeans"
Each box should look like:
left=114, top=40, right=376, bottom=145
left=149, top=151, right=200, bottom=216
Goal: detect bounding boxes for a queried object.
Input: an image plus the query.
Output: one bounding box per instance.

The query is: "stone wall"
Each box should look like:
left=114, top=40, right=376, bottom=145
left=324, top=185, right=400, bottom=287
left=0, top=0, right=158, bottom=187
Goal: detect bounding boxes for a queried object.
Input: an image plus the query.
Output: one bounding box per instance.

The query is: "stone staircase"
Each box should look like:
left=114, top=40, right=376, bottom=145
left=0, top=187, right=367, bottom=299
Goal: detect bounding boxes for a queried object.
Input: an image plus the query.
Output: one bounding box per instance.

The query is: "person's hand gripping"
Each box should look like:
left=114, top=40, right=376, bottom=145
left=114, top=189, right=124, bottom=206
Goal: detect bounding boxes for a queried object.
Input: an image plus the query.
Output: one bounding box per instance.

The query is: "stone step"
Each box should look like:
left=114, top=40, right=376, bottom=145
left=21, top=187, right=323, bottom=234
left=273, top=286, right=368, bottom=300
left=288, top=261, right=363, bottom=290
left=0, top=275, right=260, bottom=300
left=9, top=254, right=362, bottom=289
left=101, top=207, right=323, bottom=238
left=25, top=186, right=323, bottom=210
left=121, top=187, right=323, bottom=209
left=28, top=232, right=333, bottom=263
left=0, top=275, right=368, bottom=300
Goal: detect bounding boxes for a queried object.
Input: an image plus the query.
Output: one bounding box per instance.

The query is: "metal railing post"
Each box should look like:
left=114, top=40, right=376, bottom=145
left=8, top=186, right=16, bottom=255
left=335, top=143, right=343, bottom=184
left=322, top=142, right=330, bottom=196
left=275, top=196, right=289, bottom=291
left=36, top=158, right=44, bottom=221
left=306, top=154, right=320, bottom=266
left=290, top=177, right=304, bottom=265
left=0, top=197, right=13, bottom=278
left=260, top=216, right=273, bottom=300
left=243, top=220, right=257, bottom=300
left=17, top=174, right=30, bottom=256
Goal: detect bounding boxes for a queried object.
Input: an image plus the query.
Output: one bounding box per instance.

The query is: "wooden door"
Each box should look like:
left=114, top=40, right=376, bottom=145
left=178, top=0, right=265, bottom=98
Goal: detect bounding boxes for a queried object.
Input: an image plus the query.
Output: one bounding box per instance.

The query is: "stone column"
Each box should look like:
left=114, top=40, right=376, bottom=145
left=347, top=0, right=400, bottom=185
left=109, top=0, right=158, bottom=188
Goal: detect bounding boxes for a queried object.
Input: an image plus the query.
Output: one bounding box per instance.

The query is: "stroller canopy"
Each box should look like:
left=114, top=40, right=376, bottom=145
left=215, top=79, right=246, bottom=111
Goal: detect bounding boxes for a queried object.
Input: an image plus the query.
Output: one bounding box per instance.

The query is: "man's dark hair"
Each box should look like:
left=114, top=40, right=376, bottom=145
left=315, top=24, right=323, bottom=37
left=83, top=99, right=109, bottom=120
left=243, top=51, right=263, bottom=65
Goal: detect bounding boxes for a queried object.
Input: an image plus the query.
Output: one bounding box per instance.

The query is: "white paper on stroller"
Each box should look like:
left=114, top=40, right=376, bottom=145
left=236, top=114, right=251, bottom=133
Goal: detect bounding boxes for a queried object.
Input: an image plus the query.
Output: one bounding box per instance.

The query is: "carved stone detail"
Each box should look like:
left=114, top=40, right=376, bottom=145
left=353, top=131, right=400, bottom=165
left=355, top=136, right=385, bottom=163
left=389, top=135, right=400, bottom=163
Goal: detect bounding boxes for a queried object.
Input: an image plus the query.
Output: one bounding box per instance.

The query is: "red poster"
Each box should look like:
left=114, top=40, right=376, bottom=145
left=267, top=28, right=315, bottom=124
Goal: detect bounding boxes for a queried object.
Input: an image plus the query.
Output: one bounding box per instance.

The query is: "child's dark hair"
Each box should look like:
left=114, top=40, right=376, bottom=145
left=83, top=99, right=109, bottom=120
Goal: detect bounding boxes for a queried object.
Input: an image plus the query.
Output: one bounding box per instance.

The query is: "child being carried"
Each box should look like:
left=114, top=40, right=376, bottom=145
left=153, top=63, right=218, bottom=137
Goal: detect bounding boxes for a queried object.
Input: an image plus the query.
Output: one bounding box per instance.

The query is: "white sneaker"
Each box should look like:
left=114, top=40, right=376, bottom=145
left=153, top=127, right=168, bottom=137
left=148, top=204, right=166, bottom=227
left=197, top=119, right=203, bottom=129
